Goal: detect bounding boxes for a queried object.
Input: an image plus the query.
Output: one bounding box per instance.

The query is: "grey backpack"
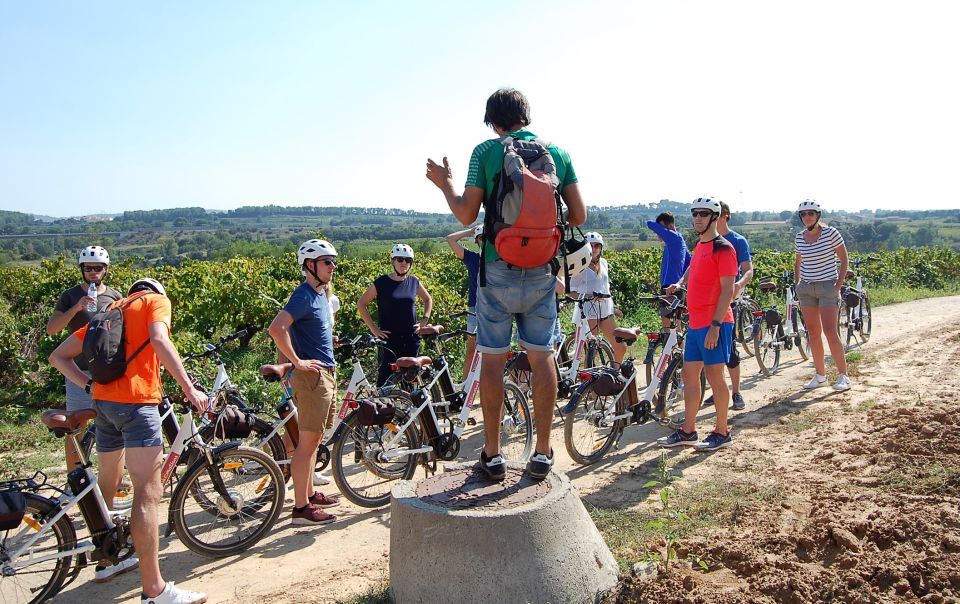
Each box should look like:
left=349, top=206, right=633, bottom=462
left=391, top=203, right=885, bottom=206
left=82, top=291, right=153, bottom=384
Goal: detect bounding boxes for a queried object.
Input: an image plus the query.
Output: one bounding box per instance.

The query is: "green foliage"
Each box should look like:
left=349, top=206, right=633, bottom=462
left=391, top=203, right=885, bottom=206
left=1, top=246, right=958, bottom=407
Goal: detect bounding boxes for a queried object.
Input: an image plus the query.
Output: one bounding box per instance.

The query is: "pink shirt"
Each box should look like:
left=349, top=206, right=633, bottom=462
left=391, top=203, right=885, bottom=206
left=687, top=237, right=738, bottom=329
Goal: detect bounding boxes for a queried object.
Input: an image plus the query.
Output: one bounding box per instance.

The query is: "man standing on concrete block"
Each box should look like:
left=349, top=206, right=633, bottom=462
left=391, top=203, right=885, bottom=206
left=426, top=88, right=587, bottom=480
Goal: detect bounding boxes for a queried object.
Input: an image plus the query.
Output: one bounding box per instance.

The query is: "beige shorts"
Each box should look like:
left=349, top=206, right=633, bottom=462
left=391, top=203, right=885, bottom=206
left=796, top=280, right=840, bottom=308
left=290, top=367, right=337, bottom=433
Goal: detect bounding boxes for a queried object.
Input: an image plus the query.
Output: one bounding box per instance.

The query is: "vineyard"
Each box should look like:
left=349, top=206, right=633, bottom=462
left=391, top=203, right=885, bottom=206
left=1, top=246, right=959, bottom=408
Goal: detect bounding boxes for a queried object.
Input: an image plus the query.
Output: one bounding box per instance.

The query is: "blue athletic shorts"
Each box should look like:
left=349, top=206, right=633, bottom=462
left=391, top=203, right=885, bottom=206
left=683, top=323, right=734, bottom=366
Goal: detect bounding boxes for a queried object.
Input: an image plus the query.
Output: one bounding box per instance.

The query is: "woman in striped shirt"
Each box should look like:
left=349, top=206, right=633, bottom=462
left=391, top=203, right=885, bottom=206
left=794, top=199, right=851, bottom=391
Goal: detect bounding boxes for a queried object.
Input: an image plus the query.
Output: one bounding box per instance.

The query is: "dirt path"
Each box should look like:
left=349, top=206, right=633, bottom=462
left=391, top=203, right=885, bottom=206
left=56, top=296, right=960, bottom=603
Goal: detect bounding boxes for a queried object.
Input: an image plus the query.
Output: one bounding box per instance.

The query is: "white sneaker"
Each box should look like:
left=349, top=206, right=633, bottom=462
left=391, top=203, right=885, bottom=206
left=92, top=555, right=138, bottom=583
left=142, top=581, right=207, bottom=604
left=313, top=471, right=330, bottom=486
left=803, top=375, right=828, bottom=390
left=833, top=374, right=852, bottom=391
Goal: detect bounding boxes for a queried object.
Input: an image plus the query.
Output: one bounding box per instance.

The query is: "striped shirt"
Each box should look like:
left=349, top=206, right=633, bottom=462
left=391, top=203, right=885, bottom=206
left=795, top=226, right=845, bottom=282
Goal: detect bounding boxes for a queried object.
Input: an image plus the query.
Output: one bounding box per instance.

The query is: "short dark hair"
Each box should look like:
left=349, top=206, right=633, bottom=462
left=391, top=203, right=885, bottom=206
left=719, top=201, right=731, bottom=218
left=484, top=88, right=531, bottom=131
left=655, top=212, right=675, bottom=226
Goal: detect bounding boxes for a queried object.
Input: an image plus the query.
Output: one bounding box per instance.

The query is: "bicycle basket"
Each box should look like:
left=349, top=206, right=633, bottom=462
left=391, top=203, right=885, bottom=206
left=356, top=398, right=397, bottom=426
left=844, top=291, right=861, bottom=307
left=0, top=490, right=26, bottom=531
left=212, top=404, right=256, bottom=439
left=764, top=308, right=782, bottom=327
left=591, top=368, right=626, bottom=397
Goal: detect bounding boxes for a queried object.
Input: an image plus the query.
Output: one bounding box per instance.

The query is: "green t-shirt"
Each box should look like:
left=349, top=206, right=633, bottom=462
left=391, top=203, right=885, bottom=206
left=464, top=129, right=578, bottom=262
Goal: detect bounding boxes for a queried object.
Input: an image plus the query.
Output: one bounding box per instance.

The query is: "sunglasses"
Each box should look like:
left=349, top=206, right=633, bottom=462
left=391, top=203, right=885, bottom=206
left=393, top=257, right=412, bottom=264
left=81, top=265, right=107, bottom=273
left=691, top=210, right=714, bottom=218
left=313, top=258, right=336, bottom=267
left=799, top=210, right=819, bottom=217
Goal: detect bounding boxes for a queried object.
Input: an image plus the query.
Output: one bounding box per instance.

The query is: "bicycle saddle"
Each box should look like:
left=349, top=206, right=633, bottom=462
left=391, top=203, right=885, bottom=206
left=394, top=356, right=432, bottom=368
left=259, top=363, right=294, bottom=381
left=416, top=325, right=444, bottom=337
left=613, top=327, right=642, bottom=344
left=42, top=408, right=97, bottom=432
left=759, top=282, right=777, bottom=292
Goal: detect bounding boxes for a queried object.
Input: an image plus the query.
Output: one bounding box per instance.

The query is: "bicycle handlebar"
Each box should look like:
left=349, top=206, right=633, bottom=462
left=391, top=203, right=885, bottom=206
left=183, top=327, right=251, bottom=361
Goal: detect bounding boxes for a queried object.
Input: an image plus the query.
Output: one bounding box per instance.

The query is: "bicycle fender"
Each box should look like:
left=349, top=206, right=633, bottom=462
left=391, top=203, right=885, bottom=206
left=165, top=441, right=244, bottom=531
left=561, top=377, right=596, bottom=416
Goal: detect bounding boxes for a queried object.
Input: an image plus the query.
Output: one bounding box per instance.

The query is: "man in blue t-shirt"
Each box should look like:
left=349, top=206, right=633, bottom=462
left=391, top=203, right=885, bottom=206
left=703, top=201, right=755, bottom=411
left=269, top=239, right=341, bottom=526
left=425, top=88, right=587, bottom=482
left=446, top=225, right=483, bottom=379
left=646, top=212, right=692, bottom=328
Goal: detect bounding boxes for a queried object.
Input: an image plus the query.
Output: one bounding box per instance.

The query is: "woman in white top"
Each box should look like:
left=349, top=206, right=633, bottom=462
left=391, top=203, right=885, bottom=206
left=794, top=200, right=851, bottom=392
left=568, top=232, right=626, bottom=363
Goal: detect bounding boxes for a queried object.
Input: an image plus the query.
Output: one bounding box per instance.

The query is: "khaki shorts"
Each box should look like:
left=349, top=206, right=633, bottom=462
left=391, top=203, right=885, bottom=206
left=290, top=367, right=337, bottom=433
left=796, top=280, right=840, bottom=308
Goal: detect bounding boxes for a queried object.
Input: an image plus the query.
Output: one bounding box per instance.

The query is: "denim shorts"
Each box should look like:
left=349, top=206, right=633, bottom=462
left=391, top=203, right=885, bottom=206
left=551, top=316, right=564, bottom=346
left=477, top=260, right=557, bottom=353
left=65, top=370, right=93, bottom=412
left=796, top=280, right=840, bottom=308
left=683, top=323, right=734, bottom=366
left=466, top=305, right=478, bottom=336
left=94, top=401, right=163, bottom=452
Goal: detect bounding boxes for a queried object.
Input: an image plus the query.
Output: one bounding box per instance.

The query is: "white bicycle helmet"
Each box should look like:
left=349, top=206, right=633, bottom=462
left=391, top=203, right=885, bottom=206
left=584, top=232, right=604, bottom=247
left=690, top=197, right=721, bottom=214
left=78, top=245, right=110, bottom=265
left=563, top=239, right=592, bottom=279
left=297, top=239, right=338, bottom=265
left=391, top=243, right=415, bottom=260
left=473, top=224, right=484, bottom=239
left=129, top=277, right=166, bottom=296
left=797, top=199, right=822, bottom=213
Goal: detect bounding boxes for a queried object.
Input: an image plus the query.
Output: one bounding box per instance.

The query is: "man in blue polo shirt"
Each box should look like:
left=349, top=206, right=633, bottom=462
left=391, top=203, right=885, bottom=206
left=646, top=212, right=692, bottom=328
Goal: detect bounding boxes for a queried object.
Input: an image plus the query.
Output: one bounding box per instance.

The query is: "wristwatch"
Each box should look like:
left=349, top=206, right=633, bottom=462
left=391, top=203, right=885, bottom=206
left=710, top=320, right=722, bottom=328
left=84, top=379, right=94, bottom=394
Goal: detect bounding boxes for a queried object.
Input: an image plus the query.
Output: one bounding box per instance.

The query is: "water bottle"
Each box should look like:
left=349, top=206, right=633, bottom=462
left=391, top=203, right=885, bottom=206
left=86, top=282, right=97, bottom=313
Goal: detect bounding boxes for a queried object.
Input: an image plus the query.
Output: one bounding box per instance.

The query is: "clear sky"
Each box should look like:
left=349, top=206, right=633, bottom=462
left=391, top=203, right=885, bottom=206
left=1, top=0, right=957, bottom=217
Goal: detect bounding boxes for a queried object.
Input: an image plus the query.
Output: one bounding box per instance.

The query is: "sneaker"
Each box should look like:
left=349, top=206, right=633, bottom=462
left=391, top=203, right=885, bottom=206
left=93, top=555, right=139, bottom=583
left=478, top=449, right=507, bottom=482
left=141, top=581, right=207, bottom=604
left=291, top=504, right=337, bottom=525
left=693, top=431, right=732, bottom=452
left=731, top=392, right=746, bottom=411
left=833, top=374, right=852, bottom=391
left=313, top=471, right=331, bottom=486
left=702, top=394, right=715, bottom=407
left=657, top=429, right=698, bottom=448
left=803, top=375, right=828, bottom=390
left=308, top=491, right=340, bottom=508
left=526, top=449, right=554, bottom=480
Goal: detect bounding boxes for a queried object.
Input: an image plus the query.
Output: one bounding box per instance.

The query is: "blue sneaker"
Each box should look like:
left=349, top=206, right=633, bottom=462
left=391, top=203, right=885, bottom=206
left=693, top=431, right=732, bottom=452
left=657, top=429, right=698, bottom=448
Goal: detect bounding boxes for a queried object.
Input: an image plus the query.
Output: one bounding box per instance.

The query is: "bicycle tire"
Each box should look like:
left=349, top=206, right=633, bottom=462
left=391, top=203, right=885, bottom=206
left=753, top=317, right=781, bottom=376
left=500, top=382, right=533, bottom=462
left=837, top=298, right=851, bottom=351
left=737, top=300, right=761, bottom=357
left=794, top=308, right=811, bottom=361
left=169, top=445, right=285, bottom=558
left=859, top=295, right=872, bottom=343
left=585, top=338, right=616, bottom=370
left=563, top=377, right=625, bottom=466
left=0, top=493, right=77, bottom=604
left=332, top=408, right=421, bottom=508
left=653, top=355, right=705, bottom=417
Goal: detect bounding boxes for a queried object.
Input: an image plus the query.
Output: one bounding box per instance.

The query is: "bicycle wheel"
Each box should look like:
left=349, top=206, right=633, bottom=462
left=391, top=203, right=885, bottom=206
left=837, top=298, right=851, bottom=350
left=0, top=493, right=77, bottom=604
left=794, top=308, right=811, bottom=361
left=332, top=408, right=421, bottom=508
left=170, top=445, right=285, bottom=558
left=859, top=295, right=872, bottom=343
left=585, top=338, right=616, bottom=370
left=500, top=382, right=533, bottom=462
left=738, top=300, right=761, bottom=357
left=563, top=378, right=625, bottom=466
left=753, top=317, right=781, bottom=376
left=653, top=355, right=705, bottom=417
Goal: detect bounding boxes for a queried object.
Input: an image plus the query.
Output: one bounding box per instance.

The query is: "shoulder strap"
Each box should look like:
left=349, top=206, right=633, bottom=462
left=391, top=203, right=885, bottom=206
left=120, top=290, right=154, bottom=363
